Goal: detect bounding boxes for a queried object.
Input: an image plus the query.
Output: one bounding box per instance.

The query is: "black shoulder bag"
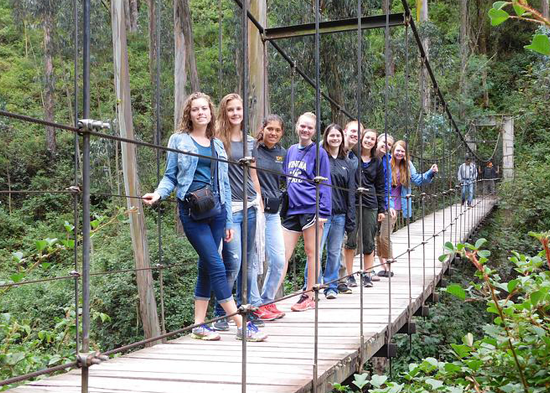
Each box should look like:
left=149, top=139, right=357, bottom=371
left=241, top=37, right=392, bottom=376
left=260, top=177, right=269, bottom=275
left=185, top=141, right=223, bottom=221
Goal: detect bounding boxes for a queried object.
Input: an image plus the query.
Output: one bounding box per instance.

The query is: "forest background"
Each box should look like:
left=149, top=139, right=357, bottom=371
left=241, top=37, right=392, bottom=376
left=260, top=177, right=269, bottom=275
left=0, top=0, right=549, bottom=387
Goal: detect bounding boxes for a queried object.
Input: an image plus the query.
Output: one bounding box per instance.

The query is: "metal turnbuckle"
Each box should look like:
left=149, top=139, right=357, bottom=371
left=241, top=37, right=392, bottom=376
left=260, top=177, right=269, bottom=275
left=78, top=119, right=111, bottom=132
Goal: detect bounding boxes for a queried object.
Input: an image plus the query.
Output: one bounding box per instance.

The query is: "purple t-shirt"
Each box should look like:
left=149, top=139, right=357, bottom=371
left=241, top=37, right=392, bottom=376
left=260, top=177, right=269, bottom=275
left=283, top=143, right=332, bottom=217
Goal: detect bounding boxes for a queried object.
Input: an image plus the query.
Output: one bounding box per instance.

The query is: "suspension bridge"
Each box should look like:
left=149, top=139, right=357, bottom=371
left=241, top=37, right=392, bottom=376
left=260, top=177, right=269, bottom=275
left=0, top=0, right=508, bottom=392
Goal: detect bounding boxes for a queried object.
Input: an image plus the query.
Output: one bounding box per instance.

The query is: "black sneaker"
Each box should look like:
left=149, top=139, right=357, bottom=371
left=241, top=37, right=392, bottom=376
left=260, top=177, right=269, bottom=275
left=378, top=270, right=394, bottom=278
left=212, top=317, right=229, bottom=331
left=248, top=311, right=265, bottom=327
left=347, top=275, right=358, bottom=288
left=362, top=274, right=373, bottom=288
left=337, top=282, right=353, bottom=294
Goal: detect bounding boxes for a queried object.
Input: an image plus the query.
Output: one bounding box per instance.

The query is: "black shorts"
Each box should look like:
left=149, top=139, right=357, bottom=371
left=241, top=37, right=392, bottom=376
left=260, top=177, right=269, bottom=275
left=282, top=213, right=317, bottom=232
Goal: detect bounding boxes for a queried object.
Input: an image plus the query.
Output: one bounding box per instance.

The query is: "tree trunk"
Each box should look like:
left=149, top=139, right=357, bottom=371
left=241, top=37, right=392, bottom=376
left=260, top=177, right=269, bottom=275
left=459, top=0, right=468, bottom=120
left=43, top=9, right=56, bottom=158
left=383, top=0, right=395, bottom=76
left=419, top=0, right=430, bottom=113
left=177, top=0, right=200, bottom=92
left=146, top=0, right=157, bottom=84
left=173, top=0, right=189, bottom=236
left=249, top=0, right=267, bottom=135
left=111, top=0, right=161, bottom=345
left=321, top=37, right=345, bottom=126
left=125, top=0, right=139, bottom=33
left=543, top=0, right=549, bottom=20
left=174, top=0, right=189, bottom=130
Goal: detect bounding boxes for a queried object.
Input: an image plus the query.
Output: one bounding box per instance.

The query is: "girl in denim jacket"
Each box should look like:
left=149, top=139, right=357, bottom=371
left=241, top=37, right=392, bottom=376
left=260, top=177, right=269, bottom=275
left=143, top=92, right=266, bottom=342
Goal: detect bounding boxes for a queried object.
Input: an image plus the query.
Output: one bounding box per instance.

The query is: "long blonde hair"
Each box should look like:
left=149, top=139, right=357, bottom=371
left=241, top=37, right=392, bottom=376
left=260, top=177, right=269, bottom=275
left=216, top=93, right=243, bottom=156
left=390, top=140, right=411, bottom=188
left=177, top=92, right=216, bottom=139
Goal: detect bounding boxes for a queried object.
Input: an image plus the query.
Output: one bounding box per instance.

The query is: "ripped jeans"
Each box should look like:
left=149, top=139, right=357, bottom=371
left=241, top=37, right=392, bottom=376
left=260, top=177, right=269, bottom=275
left=215, top=207, right=262, bottom=316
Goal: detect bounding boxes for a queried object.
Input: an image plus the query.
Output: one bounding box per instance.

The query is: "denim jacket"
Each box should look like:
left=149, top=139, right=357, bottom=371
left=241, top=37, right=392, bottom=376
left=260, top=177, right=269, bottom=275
left=155, top=132, right=233, bottom=228
left=390, top=161, right=434, bottom=219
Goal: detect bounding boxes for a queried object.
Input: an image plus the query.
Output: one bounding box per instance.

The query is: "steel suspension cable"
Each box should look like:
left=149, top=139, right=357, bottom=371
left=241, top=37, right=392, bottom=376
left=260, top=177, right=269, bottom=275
left=72, top=0, right=80, bottom=355
left=419, top=56, right=427, bottom=299
left=313, top=1, right=321, bottom=390
left=356, top=0, right=365, bottom=368
left=404, top=17, right=414, bottom=355
left=81, top=0, right=91, bottom=390
left=383, top=0, right=393, bottom=370
left=241, top=0, right=250, bottom=390
left=154, top=0, right=165, bottom=337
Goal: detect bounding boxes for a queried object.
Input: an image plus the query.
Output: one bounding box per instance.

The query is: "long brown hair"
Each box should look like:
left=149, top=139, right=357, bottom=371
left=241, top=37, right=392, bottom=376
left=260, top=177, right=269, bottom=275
left=322, top=123, right=345, bottom=159
left=390, top=140, right=411, bottom=188
left=353, top=128, right=378, bottom=159
left=216, top=93, right=243, bottom=156
left=256, top=114, right=284, bottom=144
left=177, top=92, right=216, bottom=139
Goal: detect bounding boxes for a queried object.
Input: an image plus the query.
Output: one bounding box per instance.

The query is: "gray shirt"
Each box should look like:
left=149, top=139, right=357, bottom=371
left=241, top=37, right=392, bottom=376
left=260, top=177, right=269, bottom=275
left=252, top=142, right=286, bottom=200
left=228, top=136, right=257, bottom=202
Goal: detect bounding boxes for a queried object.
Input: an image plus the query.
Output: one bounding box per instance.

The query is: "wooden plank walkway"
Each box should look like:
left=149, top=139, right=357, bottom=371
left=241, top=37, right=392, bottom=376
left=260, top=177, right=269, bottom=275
left=9, top=198, right=497, bottom=393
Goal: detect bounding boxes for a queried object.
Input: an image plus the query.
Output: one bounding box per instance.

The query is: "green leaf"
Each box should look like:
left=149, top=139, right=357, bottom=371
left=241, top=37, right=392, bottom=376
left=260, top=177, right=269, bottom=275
left=444, top=242, right=455, bottom=252
left=451, top=343, right=471, bottom=358
left=6, top=352, right=25, bottom=365
left=532, top=326, right=546, bottom=337
left=426, top=378, right=444, bottom=390
left=478, top=249, right=491, bottom=258
left=530, top=289, right=546, bottom=306
left=507, top=279, right=518, bottom=293
left=512, top=1, right=525, bottom=16
left=369, top=374, right=387, bottom=388
left=90, top=219, right=100, bottom=229
left=492, top=1, right=508, bottom=9
left=489, top=8, right=510, bottom=26
left=444, top=363, right=462, bottom=373
left=10, top=273, right=25, bottom=283
left=474, top=238, right=487, bottom=249
left=446, top=284, right=466, bottom=300
left=36, top=239, right=48, bottom=252
left=64, top=221, right=75, bottom=233
left=12, top=251, right=24, bottom=262
left=353, top=373, right=369, bottom=389
left=48, top=354, right=62, bottom=366
left=439, top=254, right=450, bottom=262
left=525, top=34, right=550, bottom=55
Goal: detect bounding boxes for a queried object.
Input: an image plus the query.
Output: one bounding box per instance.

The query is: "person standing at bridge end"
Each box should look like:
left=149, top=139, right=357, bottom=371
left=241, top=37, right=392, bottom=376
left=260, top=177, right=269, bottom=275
left=458, top=156, right=477, bottom=207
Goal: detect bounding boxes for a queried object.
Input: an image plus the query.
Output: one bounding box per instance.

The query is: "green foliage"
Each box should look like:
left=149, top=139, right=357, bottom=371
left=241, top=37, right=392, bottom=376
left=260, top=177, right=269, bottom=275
left=488, top=1, right=550, bottom=55
left=366, top=237, right=550, bottom=393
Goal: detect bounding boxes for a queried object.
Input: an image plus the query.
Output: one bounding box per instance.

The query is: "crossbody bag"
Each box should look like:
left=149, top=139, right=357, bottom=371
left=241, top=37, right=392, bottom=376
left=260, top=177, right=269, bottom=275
left=185, top=141, right=222, bottom=221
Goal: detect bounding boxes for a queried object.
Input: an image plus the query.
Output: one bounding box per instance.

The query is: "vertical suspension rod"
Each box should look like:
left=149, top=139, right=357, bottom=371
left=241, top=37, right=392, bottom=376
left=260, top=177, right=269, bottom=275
left=357, top=0, right=365, bottom=367
left=313, top=1, right=321, bottom=391
left=241, top=0, right=249, bottom=391
left=81, top=0, right=91, bottom=392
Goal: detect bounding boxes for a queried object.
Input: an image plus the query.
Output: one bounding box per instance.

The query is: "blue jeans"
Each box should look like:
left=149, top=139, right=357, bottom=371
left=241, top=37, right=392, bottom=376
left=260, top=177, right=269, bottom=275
left=303, top=214, right=346, bottom=294
left=260, top=212, right=286, bottom=304
left=216, top=207, right=261, bottom=316
left=178, top=200, right=232, bottom=304
left=462, top=182, right=474, bottom=204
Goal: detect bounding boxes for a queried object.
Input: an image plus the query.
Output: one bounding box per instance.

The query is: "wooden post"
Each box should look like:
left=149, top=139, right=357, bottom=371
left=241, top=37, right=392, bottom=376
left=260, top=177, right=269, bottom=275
left=111, top=0, right=161, bottom=344
left=248, top=0, right=267, bottom=135
left=502, top=116, right=514, bottom=180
